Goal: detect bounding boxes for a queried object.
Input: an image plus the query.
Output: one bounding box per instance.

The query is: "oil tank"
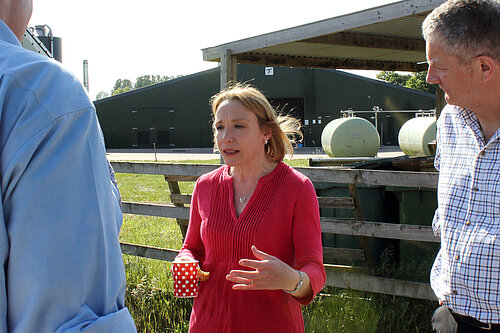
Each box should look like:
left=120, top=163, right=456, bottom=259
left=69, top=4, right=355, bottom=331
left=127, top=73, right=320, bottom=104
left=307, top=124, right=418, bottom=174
left=38, top=36, right=62, bottom=63
left=321, top=117, right=380, bottom=157
left=398, top=117, right=436, bottom=157
left=34, top=25, right=62, bottom=63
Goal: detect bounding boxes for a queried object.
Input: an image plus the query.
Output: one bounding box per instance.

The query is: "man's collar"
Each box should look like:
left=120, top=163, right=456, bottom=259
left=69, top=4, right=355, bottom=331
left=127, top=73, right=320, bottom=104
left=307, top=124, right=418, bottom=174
left=0, top=18, right=22, bottom=46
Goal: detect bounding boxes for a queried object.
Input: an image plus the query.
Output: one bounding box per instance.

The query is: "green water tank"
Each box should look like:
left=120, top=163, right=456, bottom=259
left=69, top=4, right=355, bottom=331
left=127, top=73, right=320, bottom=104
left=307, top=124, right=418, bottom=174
left=398, top=117, right=436, bottom=157
left=321, top=117, right=380, bottom=157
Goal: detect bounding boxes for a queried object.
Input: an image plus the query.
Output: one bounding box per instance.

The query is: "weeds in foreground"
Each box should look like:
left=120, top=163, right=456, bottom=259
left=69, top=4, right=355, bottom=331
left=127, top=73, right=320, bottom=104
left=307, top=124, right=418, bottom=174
left=304, top=291, right=378, bottom=332
left=126, top=275, right=192, bottom=333
left=125, top=279, right=436, bottom=333
left=370, top=293, right=435, bottom=333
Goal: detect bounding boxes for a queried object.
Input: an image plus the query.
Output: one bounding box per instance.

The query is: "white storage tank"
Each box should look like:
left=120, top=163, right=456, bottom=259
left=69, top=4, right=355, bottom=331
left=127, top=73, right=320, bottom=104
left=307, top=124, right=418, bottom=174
left=321, top=117, right=380, bottom=157
left=398, top=116, right=436, bottom=157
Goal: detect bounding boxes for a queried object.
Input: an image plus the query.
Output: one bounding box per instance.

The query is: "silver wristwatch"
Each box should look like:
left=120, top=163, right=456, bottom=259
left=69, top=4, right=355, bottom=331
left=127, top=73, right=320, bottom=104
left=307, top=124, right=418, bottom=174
left=284, top=270, right=304, bottom=293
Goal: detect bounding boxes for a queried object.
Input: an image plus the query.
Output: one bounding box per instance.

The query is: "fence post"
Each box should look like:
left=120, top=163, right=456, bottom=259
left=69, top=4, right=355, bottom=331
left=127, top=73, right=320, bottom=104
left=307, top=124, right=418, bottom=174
left=164, top=176, right=189, bottom=238
left=348, top=180, right=374, bottom=269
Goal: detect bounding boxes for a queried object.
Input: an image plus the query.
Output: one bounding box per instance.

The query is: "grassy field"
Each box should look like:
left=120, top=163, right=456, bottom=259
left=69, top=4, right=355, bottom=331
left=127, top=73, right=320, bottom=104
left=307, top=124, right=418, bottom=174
left=116, top=159, right=437, bottom=332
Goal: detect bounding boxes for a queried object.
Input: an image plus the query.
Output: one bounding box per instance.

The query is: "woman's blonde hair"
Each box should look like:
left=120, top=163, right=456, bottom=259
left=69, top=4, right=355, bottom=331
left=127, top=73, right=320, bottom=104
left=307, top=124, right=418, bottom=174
left=210, top=83, right=303, bottom=162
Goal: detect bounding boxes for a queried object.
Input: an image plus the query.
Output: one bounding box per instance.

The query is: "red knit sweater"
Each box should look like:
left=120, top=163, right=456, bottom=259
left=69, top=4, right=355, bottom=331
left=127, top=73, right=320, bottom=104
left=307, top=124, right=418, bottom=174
left=178, top=162, right=325, bottom=332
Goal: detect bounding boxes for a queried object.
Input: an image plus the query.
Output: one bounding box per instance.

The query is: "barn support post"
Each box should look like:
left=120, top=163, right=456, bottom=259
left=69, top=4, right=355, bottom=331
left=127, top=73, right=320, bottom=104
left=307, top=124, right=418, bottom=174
left=220, top=49, right=237, bottom=90
left=435, top=86, right=446, bottom=118
left=219, top=49, right=238, bottom=163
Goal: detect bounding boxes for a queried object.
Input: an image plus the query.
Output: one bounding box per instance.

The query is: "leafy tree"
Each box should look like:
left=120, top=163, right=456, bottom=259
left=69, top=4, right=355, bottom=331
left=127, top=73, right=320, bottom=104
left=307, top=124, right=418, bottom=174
left=105, top=74, right=183, bottom=98
left=376, top=71, right=436, bottom=94
left=95, top=74, right=183, bottom=100
left=376, top=71, right=411, bottom=87
left=111, top=79, right=133, bottom=96
left=134, top=74, right=177, bottom=89
left=405, top=72, right=436, bottom=94
left=95, top=91, right=109, bottom=100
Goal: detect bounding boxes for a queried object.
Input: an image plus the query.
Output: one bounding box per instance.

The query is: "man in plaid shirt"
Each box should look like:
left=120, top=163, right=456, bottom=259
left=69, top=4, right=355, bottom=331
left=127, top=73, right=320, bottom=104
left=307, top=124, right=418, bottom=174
left=422, top=0, right=500, bottom=332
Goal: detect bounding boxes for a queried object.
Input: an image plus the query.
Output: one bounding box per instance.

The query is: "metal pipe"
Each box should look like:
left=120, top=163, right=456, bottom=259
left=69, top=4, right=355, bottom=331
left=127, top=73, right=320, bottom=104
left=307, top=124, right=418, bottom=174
left=341, top=109, right=436, bottom=115
left=83, top=60, right=89, bottom=92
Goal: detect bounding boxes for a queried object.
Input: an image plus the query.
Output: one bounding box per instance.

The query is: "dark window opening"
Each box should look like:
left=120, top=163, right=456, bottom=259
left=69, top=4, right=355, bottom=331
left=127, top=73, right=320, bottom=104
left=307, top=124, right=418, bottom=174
left=157, top=131, right=170, bottom=146
left=268, top=98, right=304, bottom=123
left=137, top=131, right=150, bottom=145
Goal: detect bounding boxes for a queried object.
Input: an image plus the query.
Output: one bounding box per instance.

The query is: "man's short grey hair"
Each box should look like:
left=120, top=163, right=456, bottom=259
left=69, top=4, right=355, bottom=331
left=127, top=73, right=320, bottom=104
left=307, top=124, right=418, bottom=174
left=422, top=0, right=500, bottom=63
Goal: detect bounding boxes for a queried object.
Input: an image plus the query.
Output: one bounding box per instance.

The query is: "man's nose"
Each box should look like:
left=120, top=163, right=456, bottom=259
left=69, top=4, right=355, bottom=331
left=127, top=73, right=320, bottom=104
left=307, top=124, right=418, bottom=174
left=426, top=66, right=439, bottom=84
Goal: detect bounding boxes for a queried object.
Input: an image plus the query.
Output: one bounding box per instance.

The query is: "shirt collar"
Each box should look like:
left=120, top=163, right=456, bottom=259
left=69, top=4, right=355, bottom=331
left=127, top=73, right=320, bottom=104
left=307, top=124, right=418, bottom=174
left=455, top=105, right=480, bottom=130
left=0, top=18, right=22, bottom=46
left=455, top=105, right=500, bottom=145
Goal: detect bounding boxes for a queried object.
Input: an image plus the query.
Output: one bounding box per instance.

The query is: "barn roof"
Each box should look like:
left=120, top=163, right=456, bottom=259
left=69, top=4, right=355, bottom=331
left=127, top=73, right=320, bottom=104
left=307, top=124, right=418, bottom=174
left=202, top=0, right=446, bottom=72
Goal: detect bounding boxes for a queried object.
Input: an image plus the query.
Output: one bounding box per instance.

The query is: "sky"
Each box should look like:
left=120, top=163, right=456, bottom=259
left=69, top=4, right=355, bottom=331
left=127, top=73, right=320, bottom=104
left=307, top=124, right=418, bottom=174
left=29, top=0, right=398, bottom=100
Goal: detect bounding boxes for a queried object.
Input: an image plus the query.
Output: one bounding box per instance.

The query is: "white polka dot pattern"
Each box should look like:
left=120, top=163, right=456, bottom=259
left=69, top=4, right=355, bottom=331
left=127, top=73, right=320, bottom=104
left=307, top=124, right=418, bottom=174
left=171, top=261, right=199, bottom=298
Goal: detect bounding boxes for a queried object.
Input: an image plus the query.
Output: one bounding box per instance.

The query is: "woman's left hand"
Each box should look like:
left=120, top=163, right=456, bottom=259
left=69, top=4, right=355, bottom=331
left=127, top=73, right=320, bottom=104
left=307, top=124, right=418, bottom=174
left=225, top=245, right=300, bottom=291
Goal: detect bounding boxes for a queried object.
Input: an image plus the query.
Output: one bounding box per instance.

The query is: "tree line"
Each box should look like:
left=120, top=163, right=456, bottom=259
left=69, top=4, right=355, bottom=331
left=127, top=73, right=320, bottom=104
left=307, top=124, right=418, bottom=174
left=376, top=71, right=436, bottom=94
left=95, top=74, right=182, bottom=100
left=95, top=71, right=435, bottom=100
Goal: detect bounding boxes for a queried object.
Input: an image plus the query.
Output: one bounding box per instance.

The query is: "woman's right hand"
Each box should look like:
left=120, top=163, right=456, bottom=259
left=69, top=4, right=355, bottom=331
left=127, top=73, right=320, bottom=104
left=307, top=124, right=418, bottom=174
left=173, top=256, right=210, bottom=281
left=173, top=255, right=195, bottom=262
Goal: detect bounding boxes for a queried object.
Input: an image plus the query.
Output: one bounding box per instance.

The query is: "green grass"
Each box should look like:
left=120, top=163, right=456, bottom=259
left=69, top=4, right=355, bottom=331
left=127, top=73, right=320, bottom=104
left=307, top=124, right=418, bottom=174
left=117, top=159, right=436, bottom=332
left=304, top=290, right=378, bottom=332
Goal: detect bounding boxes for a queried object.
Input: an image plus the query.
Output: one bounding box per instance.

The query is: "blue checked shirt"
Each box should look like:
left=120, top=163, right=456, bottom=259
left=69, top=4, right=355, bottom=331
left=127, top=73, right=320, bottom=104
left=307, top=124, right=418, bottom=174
left=431, top=104, right=500, bottom=323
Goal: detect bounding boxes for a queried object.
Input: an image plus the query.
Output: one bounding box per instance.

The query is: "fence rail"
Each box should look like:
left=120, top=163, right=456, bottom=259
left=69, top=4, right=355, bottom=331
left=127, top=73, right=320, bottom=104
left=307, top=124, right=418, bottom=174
left=121, top=202, right=189, bottom=219
left=112, top=162, right=439, bottom=188
left=320, top=218, right=438, bottom=243
left=113, top=161, right=440, bottom=301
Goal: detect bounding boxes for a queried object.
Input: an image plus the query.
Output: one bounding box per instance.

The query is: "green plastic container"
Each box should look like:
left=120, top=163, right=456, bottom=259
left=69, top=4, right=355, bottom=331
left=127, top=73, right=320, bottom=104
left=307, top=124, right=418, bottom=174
left=385, top=186, right=439, bottom=264
left=315, top=156, right=439, bottom=272
left=315, top=182, right=399, bottom=267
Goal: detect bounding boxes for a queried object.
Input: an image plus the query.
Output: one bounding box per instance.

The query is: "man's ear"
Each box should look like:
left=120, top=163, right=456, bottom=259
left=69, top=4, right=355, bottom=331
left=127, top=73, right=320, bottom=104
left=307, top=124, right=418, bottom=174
left=477, top=55, right=496, bottom=81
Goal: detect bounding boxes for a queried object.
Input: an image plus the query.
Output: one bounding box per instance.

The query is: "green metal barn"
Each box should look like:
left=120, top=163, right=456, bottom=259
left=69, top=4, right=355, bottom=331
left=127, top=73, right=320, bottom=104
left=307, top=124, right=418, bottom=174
left=94, top=64, right=435, bottom=149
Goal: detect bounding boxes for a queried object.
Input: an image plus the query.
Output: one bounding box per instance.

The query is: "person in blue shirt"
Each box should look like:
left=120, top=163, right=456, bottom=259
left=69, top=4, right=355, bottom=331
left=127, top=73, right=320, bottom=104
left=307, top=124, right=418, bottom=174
left=423, top=0, right=500, bottom=332
left=0, top=1, right=136, bottom=332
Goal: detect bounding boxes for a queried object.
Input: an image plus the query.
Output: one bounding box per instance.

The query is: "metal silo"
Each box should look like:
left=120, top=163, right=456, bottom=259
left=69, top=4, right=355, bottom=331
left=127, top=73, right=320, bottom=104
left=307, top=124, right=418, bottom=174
left=34, top=25, right=63, bottom=63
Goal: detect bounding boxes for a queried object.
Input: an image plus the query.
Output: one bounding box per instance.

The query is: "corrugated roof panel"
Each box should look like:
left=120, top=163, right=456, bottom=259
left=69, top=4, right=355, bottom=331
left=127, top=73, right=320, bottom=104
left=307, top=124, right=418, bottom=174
left=252, top=42, right=425, bottom=63
left=348, top=14, right=428, bottom=38
left=203, top=0, right=444, bottom=71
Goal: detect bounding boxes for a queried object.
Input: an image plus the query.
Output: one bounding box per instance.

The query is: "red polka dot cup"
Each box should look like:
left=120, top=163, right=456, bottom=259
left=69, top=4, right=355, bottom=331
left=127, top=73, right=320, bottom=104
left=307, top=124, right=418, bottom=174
left=171, top=260, right=200, bottom=298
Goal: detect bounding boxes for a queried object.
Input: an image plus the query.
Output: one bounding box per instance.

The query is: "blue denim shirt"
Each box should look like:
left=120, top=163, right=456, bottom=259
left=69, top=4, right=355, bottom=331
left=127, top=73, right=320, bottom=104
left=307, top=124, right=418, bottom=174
left=0, top=20, right=136, bottom=332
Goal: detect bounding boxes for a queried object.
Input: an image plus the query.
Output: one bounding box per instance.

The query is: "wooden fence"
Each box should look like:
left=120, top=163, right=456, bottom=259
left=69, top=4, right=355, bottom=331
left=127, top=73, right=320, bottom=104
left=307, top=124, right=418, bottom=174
left=113, top=161, right=439, bottom=301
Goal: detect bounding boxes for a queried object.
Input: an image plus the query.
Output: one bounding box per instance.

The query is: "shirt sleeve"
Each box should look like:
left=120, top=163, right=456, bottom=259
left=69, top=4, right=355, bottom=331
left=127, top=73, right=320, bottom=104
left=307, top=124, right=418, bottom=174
left=0, top=108, right=136, bottom=332
left=292, top=179, right=326, bottom=305
left=108, top=159, right=122, bottom=207
left=432, top=111, right=442, bottom=236
left=178, top=178, right=206, bottom=264
left=432, top=208, right=441, bottom=237
left=434, top=120, right=441, bottom=172
left=0, top=205, right=8, bottom=332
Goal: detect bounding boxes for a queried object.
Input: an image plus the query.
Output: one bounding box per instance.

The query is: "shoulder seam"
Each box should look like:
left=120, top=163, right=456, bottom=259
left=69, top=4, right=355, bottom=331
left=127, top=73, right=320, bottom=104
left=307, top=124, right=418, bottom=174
left=2, top=73, right=93, bottom=123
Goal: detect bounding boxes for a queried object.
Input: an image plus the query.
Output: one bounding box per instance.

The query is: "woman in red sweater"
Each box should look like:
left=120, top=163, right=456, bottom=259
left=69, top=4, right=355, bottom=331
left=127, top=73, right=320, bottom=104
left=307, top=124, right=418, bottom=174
left=176, top=84, right=326, bottom=332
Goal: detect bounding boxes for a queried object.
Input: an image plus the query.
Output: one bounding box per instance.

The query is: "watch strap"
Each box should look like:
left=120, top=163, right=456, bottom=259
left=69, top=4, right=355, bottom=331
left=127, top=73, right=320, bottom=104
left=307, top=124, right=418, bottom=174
left=284, top=270, right=304, bottom=294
